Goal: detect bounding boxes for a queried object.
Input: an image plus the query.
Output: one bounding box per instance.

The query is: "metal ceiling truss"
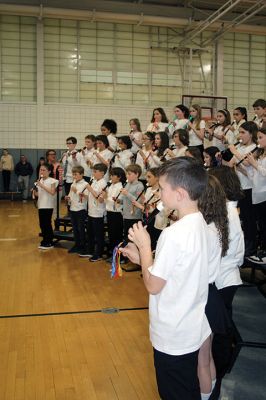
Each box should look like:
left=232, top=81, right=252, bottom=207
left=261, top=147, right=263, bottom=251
left=178, top=0, right=243, bottom=47
left=202, top=0, right=266, bottom=46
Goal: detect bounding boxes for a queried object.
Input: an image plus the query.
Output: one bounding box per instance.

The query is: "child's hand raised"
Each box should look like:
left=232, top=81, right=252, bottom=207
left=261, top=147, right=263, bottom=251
left=120, top=188, right=128, bottom=196
left=245, top=152, right=257, bottom=168
left=120, top=242, right=140, bottom=265
left=128, top=221, right=151, bottom=250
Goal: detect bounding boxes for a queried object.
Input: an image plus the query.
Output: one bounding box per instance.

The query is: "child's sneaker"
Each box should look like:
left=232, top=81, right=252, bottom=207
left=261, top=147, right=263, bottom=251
left=90, top=255, right=103, bottom=262
left=38, top=243, right=54, bottom=250
left=247, top=254, right=266, bottom=264
left=79, top=250, right=93, bottom=257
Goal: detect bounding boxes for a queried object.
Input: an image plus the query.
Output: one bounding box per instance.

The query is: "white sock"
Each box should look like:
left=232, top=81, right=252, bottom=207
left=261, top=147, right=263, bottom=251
left=201, top=392, right=212, bottom=400
left=212, top=379, right=216, bottom=391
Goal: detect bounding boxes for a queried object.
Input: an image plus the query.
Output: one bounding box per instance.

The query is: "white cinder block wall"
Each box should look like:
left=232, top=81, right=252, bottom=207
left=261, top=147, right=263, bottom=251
left=0, top=103, right=173, bottom=149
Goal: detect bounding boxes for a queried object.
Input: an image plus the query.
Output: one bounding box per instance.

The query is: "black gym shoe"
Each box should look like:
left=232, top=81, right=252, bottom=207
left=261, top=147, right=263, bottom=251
left=38, top=243, right=54, bottom=250
left=247, top=254, right=266, bottom=264
left=68, top=246, right=81, bottom=254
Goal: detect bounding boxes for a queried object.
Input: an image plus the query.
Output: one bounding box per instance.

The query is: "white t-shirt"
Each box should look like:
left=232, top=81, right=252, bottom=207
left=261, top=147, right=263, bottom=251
left=144, top=187, right=160, bottom=211
left=112, top=149, right=133, bottom=170
left=234, top=144, right=256, bottom=190
left=225, top=128, right=235, bottom=146
left=37, top=177, right=59, bottom=209
left=107, top=134, right=117, bottom=151
left=215, top=202, right=244, bottom=290
left=105, top=182, right=123, bottom=212
left=189, top=120, right=205, bottom=146
left=212, top=126, right=226, bottom=151
left=231, top=119, right=245, bottom=141
left=80, top=148, right=95, bottom=178
left=246, top=157, right=266, bottom=204
left=69, top=179, right=88, bottom=212
left=207, top=222, right=221, bottom=283
left=62, top=151, right=83, bottom=183
left=253, top=116, right=263, bottom=128
left=168, top=119, right=189, bottom=138
left=88, top=178, right=106, bottom=218
left=144, top=187, right=162, bottom=227
left=146, top=122, right=169, bottom=133
left=148, top=212, right=211, bottom=356
left=154, top=207, right=170, bottom=230
left=91, top=149, right=113, bottom=167
left=172, top=146, right=187, bottom=158
left=135, top=149, right=158, bottom=179
left=130, top=131, right=143, bottom=154
left=149, top=151, right=163, bottom=167
left=91, top=149, right=113, bottom=181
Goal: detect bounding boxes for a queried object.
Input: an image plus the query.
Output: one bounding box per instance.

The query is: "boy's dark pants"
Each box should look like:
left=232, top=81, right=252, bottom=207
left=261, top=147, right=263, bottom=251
left=70, top=209, right=87, bottom=249
left=107, top=211, right=123, bottom=252
left=154, top=348, right=201, bottom=400
left=87, top=216, right=104, bottom=257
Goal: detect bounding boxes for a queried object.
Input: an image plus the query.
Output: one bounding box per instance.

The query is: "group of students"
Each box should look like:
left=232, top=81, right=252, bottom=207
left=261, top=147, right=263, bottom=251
left=33, top=98, right=266, bottom=263
left=31, top=99, right=266, bottom=399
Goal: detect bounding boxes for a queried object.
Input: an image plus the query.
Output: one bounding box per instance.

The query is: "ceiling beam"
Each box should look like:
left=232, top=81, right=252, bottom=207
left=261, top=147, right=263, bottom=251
left=0, top=3, right=265, bottom=35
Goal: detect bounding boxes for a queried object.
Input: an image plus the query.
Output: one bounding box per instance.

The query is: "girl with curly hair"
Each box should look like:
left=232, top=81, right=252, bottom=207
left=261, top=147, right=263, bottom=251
left=197, top=174, right=230, bottom=400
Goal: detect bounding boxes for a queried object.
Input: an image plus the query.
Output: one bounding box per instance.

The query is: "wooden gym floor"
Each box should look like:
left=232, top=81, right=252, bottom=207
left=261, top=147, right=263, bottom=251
left=0, top=201, right=159, bottom=400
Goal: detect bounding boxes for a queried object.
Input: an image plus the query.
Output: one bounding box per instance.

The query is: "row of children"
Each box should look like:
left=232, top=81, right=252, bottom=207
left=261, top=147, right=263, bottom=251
left=34, top=126, right=266, bottom=264
left=34, top=98, right=266, bottom=257
left=60, top=125, right=266, bottom=261
left=120, top=157, right=245, bottom=400
left=203, top=124, right=266, bottom=262
left=34, top=159, right=167, bottom=261
left=142, top=99, right=265, bottom=150
left=60, top=99, right=266, bottom=191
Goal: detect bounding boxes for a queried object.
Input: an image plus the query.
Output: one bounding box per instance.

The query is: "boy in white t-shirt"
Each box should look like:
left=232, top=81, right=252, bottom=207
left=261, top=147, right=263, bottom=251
left=252, top=98, right=266, bottom=128
left=33, top=163, right=59, bottom=250
left=62, top=136, right=82, bottom=195
left=80, top=163, right=108, bottom=262
left=80, top=134, right=96, bottom=182
left=65, top=166, right=88, bottom=254
left=121, top=157, right=211, bottom=400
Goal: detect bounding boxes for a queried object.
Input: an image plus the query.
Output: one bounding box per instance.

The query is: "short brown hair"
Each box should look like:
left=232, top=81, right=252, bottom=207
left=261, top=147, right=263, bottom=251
left=93, top=163, right=108, bottom=174
left=85, top=134, right=96, bottom=141
left=72, top=166, right=84, bottom=175
left=125, top=163, right=142, bottom=177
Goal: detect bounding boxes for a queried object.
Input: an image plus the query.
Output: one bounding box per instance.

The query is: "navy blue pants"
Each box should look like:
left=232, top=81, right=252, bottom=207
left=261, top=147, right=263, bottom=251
left=70, top=209, right=87, bottom=249
left=153, top=348, right=201, bottom=400
left=87, top=216, right=104, bottom=257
